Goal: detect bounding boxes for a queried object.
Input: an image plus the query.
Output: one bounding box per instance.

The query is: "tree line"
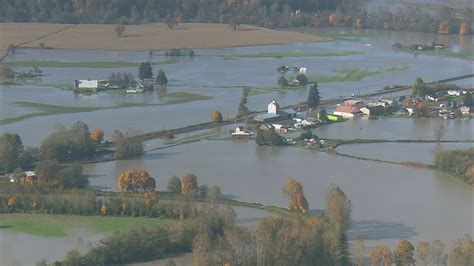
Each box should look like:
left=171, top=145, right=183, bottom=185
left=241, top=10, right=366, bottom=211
left=1, top=1, right=471, bottom=35
left=435, top=148, right=474, bottom=184
left=0, top=0, right=346, bottom=24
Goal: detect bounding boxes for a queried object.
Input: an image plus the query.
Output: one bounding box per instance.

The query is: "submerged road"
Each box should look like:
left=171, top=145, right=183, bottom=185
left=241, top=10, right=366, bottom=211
left=132, top=73, right=474, bottom=142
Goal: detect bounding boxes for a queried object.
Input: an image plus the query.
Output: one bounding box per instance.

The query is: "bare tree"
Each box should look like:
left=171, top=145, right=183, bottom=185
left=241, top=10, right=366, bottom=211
left=114, top=23, right=125, bottom=37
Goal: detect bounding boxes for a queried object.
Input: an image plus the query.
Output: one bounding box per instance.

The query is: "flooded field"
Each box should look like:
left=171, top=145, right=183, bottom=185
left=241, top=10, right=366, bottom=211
left=0, top=207, right=268, bottom=265
left=337, top=142, right=474, bottom=164
left=83, top=134, right=473, bottom=249
left=1, top=28, right=473, bottom=146
left=1, top=27, right=473, bottom=265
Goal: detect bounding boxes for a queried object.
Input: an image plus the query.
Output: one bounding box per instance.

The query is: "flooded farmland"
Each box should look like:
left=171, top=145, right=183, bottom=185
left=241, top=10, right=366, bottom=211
left=0, top=27, right=473, bottom=264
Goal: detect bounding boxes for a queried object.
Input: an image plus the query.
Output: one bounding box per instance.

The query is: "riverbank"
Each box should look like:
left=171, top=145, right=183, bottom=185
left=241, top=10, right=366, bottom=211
left=0, top=23, right=329, bottom=57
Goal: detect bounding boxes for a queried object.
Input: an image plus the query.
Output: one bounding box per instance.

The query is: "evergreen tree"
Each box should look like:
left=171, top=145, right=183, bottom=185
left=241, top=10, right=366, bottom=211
left=307, top=83, right=321, bottom=108
left=138, top=62, right=153, bottom=80
left=156, top=69, right=168, bottom=86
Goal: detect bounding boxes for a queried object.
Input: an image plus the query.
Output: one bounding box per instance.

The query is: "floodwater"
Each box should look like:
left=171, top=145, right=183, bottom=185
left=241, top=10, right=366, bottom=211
left=0, top=207, right=269, bottom=265
left=337, top=142, right=474, bottom=164
left=1, top=28, right=473, bottom=146
left=83, top=135, right=473, bottom=249
left=0, top=215, right=105, bottom=266
left=1, top=27, right=473, bottom=264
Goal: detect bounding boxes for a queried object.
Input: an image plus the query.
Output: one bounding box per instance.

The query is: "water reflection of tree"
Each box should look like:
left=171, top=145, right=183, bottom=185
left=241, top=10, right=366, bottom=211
left=255, top=145, right=281, bottom=160
left=157, top=86, right=167, bottom=101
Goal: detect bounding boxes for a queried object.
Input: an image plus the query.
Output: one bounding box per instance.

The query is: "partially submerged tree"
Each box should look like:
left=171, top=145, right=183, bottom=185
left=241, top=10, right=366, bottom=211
left=156, top=69, right=168, bottom=86
left=138, top=62, right=153, bottom=80
left=112, top=130, right=143, bottom=159
left=211, top=111, right=223, bottom=123
left=296, top=73, right=308, bottom=85
left=278, top=76, right=289, bottom=87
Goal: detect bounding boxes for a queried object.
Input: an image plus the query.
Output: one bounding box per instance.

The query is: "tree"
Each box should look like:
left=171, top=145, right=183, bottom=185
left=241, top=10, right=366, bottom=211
left=326, top=183, right=352, bottom=239
left=114, top=23, right=125, bottom=37
left=211, top=111, right=223, bottom=123
left=352, top=236, right=365, bottom=266
left=416, top=241, right=430, bottom=266
left=156, top=69, right=168, bottom=86
left=236, top=88, right=250, bottom=117
left=39, top=42, right=45, bottom=49
left=430, top=240, right=447, bottom=265
left=370, top=245, right=393, bottom=266
left=58, top=164, right=87, bottom=189
left=463, top=93, right=473, bottom=107
left=412, top=77, right=426, bottom=96
left=40, top=122, right=96, bottom=162
left=167, top=176, right=182, bottom=194
left=448, top=234, right=473, bottom=266
left=91, top=128, right=104, bottom=144
left=307, top=83, right=321, bottom=108
left=181, top=173, right=198, bottom=196
left=278, top=75, right=290, bottom=88
left=394, top=240, right=415, bottom=266
left=117, top=170, right=156, bottom=192
left=113, top=130, right=143, bottom=159
left=138, top=62, right=153, bottom=80
left=296, top=73, right=308, bottom=85
left=282, top=177, right=309, bottom=213
left=0, top=65, right=15, bottom=79
left=36, top=159, right=60, bottom=181
left=0, top=133, right=23, bottom=172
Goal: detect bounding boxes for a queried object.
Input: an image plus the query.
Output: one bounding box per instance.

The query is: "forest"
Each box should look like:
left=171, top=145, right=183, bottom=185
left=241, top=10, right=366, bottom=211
left=1, top=0, right=471, bottom=35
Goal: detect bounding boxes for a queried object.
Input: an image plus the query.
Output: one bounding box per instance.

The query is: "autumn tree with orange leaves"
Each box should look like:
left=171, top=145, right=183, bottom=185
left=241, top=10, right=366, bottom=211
left=181, top=173, right=198, bottom=196
left=211, top=111, right=223, bottom=123
left=91, top=128, right=104, bottom=144
left=117, top=170, right=156, bottom=192
left=394, top=240, right=415, bottom=266
left=459, top=21, right=470, bottom=35
left=282, top=177, right=309, bottom=213
left=369, top=245, right=393, bottom=266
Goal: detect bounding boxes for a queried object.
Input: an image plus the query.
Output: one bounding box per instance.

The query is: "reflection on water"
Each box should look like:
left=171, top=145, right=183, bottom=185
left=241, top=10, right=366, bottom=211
left=338, top=142, right=474, bottom=164
left=83, top=135, right=473, bottom=249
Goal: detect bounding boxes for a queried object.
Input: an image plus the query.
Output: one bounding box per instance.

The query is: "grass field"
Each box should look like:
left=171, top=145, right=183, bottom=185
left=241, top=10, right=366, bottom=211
left=306, top=66, right=409, bottom=83
left=244, top=85, right=305, bottom=96
left=0, top=92, right=213, bottom=125
left=231, top=51, right=364, bottom=59
left=0, top=23, right=328, bottom=54
left=0, top=214, right=169, bottom=237
left=318, top=32, right=364, bottom=41
left=5, top=59, right=178, bottom=68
